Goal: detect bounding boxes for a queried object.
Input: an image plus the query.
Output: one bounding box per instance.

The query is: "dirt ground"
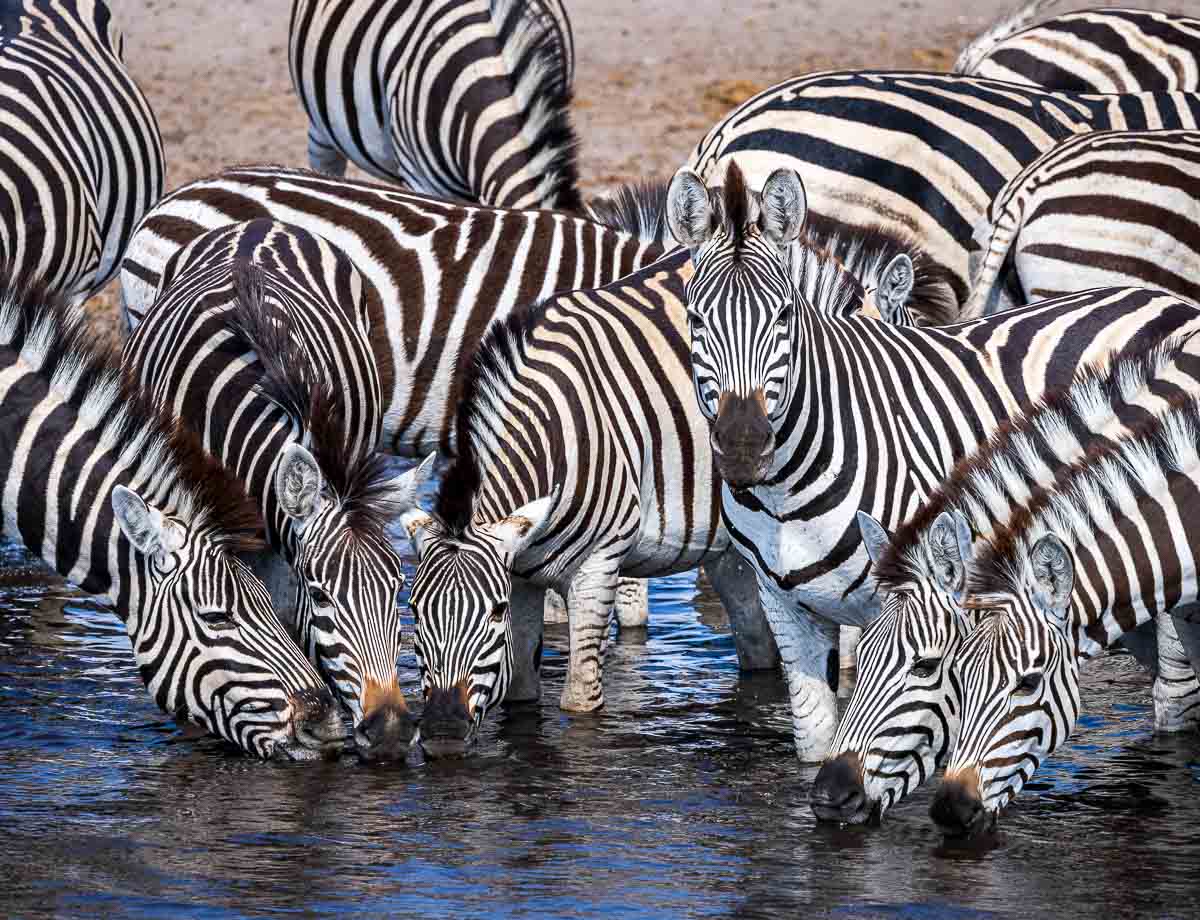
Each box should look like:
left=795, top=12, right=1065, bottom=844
left=93, top=0, right=1186, bottom=339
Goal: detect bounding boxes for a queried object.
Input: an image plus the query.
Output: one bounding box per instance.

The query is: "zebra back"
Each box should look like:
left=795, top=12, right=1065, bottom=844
left=0, top=0, right=163, bottom=301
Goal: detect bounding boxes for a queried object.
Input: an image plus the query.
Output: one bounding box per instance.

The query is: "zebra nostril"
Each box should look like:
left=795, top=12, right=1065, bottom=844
left=810, top=753, right=868, bottom=820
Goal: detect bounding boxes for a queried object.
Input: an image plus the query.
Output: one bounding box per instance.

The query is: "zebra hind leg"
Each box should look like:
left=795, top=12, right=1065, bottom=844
left=559, top=558, right=619, bottom=713
left=307, top=123, right=348, bottom=177
left=506, top=577, right=546, bottom=703
left=543, top=586, right=568, bottom=624
left=1161, top=611, right=1200, bottom=732
left=705, top=549, right=780, bottom=671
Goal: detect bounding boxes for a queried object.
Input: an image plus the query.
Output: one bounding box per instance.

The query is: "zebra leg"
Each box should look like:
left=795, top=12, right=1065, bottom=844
left=758, top=587, right=840, bottom=761
left=506, top=577, right=546, bottom=703
left=559, top=558, right=619, bottom=713
left=614, top=578, right=649, bottom=629
left=307, top=123, right=348, bottom=177
left=1161, top=611, right=1200, bottom=731
left=543, top=587, right=568, bottom=624
left=705, top=549, right=780, bottom=671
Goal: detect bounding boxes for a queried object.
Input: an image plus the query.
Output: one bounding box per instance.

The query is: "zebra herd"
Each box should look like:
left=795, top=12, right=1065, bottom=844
left=5, top=0, right=1200, bottom=844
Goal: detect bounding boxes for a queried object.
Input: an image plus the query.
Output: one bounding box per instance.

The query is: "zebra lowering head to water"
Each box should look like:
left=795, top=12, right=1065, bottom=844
left=955, top=3, right=1200, bottom=93
left=289, top=0, right=579, bottom=210
left=0, top=272, right=343, bottom=760
left=0, top=0, right=163, bottom=302
left=810, top=336, right=1200, bottom=824
left=391, top=210, right=947, bottom=757
left=124, top=219, right=420, bottom=760
left=931, top=389, right=1200, bottom=838
left=666, top=160, right=1200, bottom=760
left=963, top=129, right=1200, bottom=318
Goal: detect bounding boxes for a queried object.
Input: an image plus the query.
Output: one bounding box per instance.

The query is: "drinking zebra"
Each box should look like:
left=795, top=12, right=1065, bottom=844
left=123, top=219, right=421, bottom=761
left=956, top=3, right=1200, bottom=93
left=684, top=70, right=1200, bottom=303
left=0, top=272, right=343, bottom=760
left=964, top=129, right=1200, bottom=317
left=0, top=0, right=163, bottom=301
left=810, top=336, right=1200, bottom=824
left=289, top=0, right=578, bottom=209
left=391, top=210, right=945, bottom=755
left=665, top=162, right=1200, bottom=759
left=932, top=386, right=1200, bottom=838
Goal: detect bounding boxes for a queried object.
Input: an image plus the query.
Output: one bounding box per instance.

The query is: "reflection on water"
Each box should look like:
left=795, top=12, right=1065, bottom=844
left=1, top=539, right=1198, bottom=919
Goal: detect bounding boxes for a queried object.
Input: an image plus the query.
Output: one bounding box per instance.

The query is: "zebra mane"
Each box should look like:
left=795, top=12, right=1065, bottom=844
left=490, top=0, right=581, bottom=211
left=796, top=214, right=959, bottom=326
left=0, top=272, right=263, bottom=551
left=722, top=160, right=752, bottom=254
left=966, top=384, right=1200, bottom=616
left=584, top=177, right=675, bottom=249
left=229, top=263, right=395, bottom=540
left=873, top=335, right=1196, bottom=593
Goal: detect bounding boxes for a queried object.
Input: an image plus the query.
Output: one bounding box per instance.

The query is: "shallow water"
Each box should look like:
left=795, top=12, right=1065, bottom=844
left=1, top=538, right=1199, bottom=919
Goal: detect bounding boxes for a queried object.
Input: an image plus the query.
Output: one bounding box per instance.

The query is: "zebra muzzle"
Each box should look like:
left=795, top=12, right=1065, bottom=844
left=355, top=680, right=416, bottom=762
left=712, top=390, right=775, bottom=489
left=930, top=768, right=989, bottom=839
left=810, top=752, right=872, bottom=824
left=419, top=684, right=473, bottom=759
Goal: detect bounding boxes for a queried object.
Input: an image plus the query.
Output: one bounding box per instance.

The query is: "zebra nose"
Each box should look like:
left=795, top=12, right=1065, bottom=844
left=712, top=390, right=775, bottom=488
left=289, top=686, right=344, bottom=749
left=810, top=753, right=869, bottom=822
left=355, top=698, right=416, bottom=761
left=420, top=685, right=473, bottom=759
left=930, top=772, right=987, bottom=838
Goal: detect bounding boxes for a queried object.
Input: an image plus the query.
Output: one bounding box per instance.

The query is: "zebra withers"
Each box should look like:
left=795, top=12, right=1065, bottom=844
left=810, top=336, right=1200, bottom=825
left=685, top=69, right=1200, bottom=302
left=0, top=0, right=163, bottom=301
left=0, top=272, right=343, bottom=760
left=124, top=219, right=421, bottom=761
left=289, top=0, right=579, bottom=210
left=956, top=3, right=1200, bottom=93
left=931, top=389, right=1200, bottom=838
left=666, top=161, right=1200, bottom=760
left=964, top=129, right=1200, bottom=317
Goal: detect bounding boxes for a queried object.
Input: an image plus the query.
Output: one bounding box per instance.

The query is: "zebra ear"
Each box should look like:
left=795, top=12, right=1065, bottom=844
left=758, top=168, right=807, bottom=249
left=667, top=168, right=714, bottom=251
left=927, top=511, right=970, bottom=597
left=400, top=511, right=437, bottom=561
left=481, top=492, right=557, bottom=559
left=275, top=443, right=325, bottom=525
left=1029, top=533, right=1074, bottom=619
left=877, top=253, right=915, bottom=323
left=856, top=511, right=893, bottom=567
left=389, top=452, right=437, bottom=513
left=112, top=486, right=186, bottom=558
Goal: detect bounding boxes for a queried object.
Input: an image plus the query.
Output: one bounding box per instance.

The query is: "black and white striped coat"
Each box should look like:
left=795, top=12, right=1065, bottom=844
left=0, top=274, right=341, bottom=761
left=289, top=0, right=579, bottom=210
left=964, top=129, right=1200, bottom=317
left=667, top=164, right=1200, bottom=760
left=0, top=0, right=162, bottom=301
left=118, top=166, right=667, bottom=457
left=956, top=3, right=1200, bottom=94
left=123, top=219, right=421, bottom=761
left=685, top=70, right=1200, bottom=303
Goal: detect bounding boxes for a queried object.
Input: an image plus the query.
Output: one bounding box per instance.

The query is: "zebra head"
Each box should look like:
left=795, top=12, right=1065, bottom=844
left=667, top=160, right=807, bottom=489
left=274, top=443, right=418, bottom=761
left=397, top=456, right=554, bottom=758
left=111, top=485, right=344, bottom=761
left=813, top=511, right=974, bottom=824
left=932, top=533, right=1081, bottom=839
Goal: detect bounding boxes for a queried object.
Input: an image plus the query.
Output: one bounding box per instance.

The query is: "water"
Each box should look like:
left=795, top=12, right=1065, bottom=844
left=1, top=539, right=1199, bottom=919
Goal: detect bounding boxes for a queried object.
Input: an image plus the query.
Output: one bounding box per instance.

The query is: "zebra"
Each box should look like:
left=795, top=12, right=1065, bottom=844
left=665, top=161, right=1200, bottom=760
left=0, top=0, right=163, bottom=302
left=964, top=129, right=1200, bottom=317
left=123, top=219, right=421, bottom=761
left=931, top=387, right=1200, bottom=839
left=0, top=271, right=344, bottom=760
left=389, top=208, right=952, bottom=756
left=685, top=69, right=1200, bottom=304
left=956, top=3, right=1200, bottom=94
left=288, top=0, right=579, bottom=210
left=809, top=335, right=1200, bottom=825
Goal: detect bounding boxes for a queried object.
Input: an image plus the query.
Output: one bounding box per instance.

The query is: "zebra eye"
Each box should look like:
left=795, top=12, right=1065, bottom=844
left=491, top=601, right=509, bottom=623
left=1015, top=672, right=1043, bottom=695
left=774, top=308, right=790, bottom=328
left=909, top=657, right=941, bottom=679
left=308, top=585, right=333, bottom=607
left=197, top=608, right=236, bottom=630
left=686, top=310, right=704, bottom=334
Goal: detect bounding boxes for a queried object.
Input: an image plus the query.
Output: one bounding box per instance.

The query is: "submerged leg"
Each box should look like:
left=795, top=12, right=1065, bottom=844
left=544, top=587, right=568, bottom=625
left=1162, top=612, right=1200, bottom=731
left=507, top=577, right=546, bottom=703
left=706, top=549, right=780, bottom=671
left=560, top=557, right=619, bottom=713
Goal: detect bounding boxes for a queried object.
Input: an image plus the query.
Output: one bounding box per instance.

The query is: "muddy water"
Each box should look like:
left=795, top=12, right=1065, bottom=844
left=1, top=538, right=1198, bottom=919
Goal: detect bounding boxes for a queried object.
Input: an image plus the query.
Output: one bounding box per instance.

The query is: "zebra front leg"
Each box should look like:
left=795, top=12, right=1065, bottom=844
left=507, top=577, right=546, bottom=703
left=758, top=587, right=840, bottom=761
left=1161, top=611, right=1200, bottom=731
left=705, top=549, right=779, bottom=670
left=615, top=577, right=648, bottom=629
left=560, top=559, right=619, bottom=713
left=307, top=123, right=348, bottom=177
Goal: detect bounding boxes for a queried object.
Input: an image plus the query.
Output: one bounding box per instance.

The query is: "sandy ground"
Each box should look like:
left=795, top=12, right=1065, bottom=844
left=92, top=0, right=1187, bottom=340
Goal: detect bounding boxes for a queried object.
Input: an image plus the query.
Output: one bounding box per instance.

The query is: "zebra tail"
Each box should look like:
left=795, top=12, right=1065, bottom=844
left=952, top=0, right=1066, bottom=76
left=961, top=212, right=1019, bottom=320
